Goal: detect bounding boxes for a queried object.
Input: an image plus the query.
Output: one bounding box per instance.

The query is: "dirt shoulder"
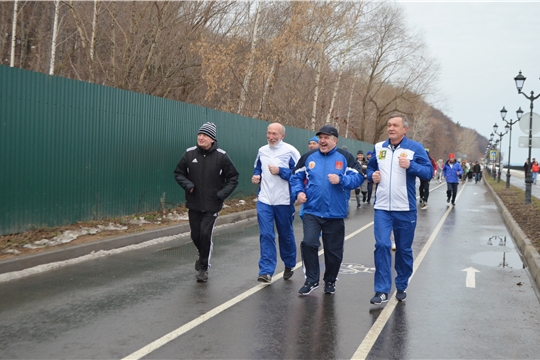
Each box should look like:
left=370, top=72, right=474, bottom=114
left=0, top=196, right=258, bottom=261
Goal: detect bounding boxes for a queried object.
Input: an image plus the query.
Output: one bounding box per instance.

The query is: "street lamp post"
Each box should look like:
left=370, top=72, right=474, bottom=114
left=492, top=123, right=508, bottom=183
left=500, top=106, right=523, bottom=188
left=489, top=136, right=500, bottom=179
left=488, top=133, right=494, bottom=178
left=514, top=71, right=540, bottom=204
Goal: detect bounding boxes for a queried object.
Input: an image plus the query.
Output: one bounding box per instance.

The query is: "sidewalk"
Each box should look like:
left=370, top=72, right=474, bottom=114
left=507, top=168, right=540, bottom=199
left=483, top=171, right=540, bottom=289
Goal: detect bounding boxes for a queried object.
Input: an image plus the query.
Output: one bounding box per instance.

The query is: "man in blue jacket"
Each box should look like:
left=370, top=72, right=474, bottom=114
left=367, top=114, right=433, bottom=304
left=291, top=125, right=363, bottom=295
left=442, top=153, right=463, bottom=205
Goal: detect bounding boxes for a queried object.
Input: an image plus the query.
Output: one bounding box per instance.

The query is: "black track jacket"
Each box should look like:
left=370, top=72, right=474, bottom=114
left=174, top=142, right=239, bottom=213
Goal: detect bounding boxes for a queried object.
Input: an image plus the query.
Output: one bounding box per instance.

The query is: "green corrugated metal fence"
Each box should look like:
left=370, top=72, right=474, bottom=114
left=0, top=65, right=372, bottom=235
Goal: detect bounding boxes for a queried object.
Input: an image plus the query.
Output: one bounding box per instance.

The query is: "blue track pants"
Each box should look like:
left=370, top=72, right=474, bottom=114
left=257, top=202, right=297, bottom=276
left=373, top=209, right=417, bottom=293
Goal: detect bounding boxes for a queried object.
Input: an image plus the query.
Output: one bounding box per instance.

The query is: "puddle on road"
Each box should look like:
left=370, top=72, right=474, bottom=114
left=471, top=251, right=526, bottom=269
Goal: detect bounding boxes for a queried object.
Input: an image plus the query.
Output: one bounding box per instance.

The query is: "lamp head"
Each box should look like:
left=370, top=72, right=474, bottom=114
left=514, top=71, right=526, bottom=93
left=505, top=123, right=510, bottom=133
left=500, top=106, right=507, bottom=120
left=517, top=107, right=524, bottom=120
left=493, top=123, right=498, bottom=133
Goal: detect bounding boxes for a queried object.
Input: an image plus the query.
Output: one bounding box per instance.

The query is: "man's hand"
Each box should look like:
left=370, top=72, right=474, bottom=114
left=268, top=165, right=280, bottom=175
left=252, top=175, right=261, bottom=184
left=372, top=170, right=381, bottom=184
left=297, top=192, right=307, bottom=204
left=328, top=174, right=340, bottom=184
left=398, top=155, right=410, bottom=169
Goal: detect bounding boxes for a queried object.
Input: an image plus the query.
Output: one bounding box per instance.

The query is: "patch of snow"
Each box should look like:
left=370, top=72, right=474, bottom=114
left=129, top=217, right=151, bottom=226
left=164, top=211, right=188, bottom=221
left=23, top=223, right=128, bottom=249
left=3, top=249, right=21, bottom=255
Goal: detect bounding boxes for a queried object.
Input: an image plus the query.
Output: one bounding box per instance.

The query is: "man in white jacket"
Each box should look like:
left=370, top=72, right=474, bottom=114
left=367, top=115, right=433, bottom=304
left=252, top=123, right=301, bottom=283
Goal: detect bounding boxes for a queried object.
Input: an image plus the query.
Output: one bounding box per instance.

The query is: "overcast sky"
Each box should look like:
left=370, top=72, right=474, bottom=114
left=398, top=0, right=540, bottom=165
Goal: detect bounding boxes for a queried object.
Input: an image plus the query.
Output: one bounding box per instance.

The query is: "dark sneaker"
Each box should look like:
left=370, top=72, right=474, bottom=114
left=194, top=258, right=201, bottom=271
left=396, top=290, right=407, bottom=302
left=356, top=203, right=361, bottom=209
left=196, top=270, right=208, bottom=282
left=283, top=268, right=294, bottom=280
left=446, top=197, right=450, bottom=203
left=324, top=282, right=336, bottom=294
left=421, top=202, right=428, bottom=209
left=298, top=281, right=319, bottom=295
left=257, top=274, right=272, bottom=283
left=451, top=201, right=455, bottom=206
left=370, top=292, right=389, bottom=305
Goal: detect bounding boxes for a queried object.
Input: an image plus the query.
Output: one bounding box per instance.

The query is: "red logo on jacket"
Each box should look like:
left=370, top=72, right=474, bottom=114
left=335, top=161, right=343, bottom=170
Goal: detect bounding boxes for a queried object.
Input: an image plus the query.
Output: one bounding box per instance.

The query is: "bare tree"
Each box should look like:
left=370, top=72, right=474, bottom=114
left=237, top=0, right=262, bottom=115
left=351, top=3, right=439, bottom=143
left=10, top=0, right=18, bottom=67
left=48, top=0, right=60, bottom=75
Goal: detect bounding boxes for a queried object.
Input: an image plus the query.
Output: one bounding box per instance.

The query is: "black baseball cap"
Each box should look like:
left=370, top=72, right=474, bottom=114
left=316, top=125, right=338, bottom=138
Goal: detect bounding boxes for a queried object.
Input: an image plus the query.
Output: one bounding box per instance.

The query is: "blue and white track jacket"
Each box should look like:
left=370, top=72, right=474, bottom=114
left=291, top=147, right=363, bottom=219
left=253, top=140, right=301, bottom=206
left=367, top=137, right=433, bottom=211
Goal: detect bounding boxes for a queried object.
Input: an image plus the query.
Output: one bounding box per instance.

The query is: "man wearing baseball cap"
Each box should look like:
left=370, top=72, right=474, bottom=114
left=291, top=125, right=363, bottom=295
left=174, top=122, right=239, bottom=282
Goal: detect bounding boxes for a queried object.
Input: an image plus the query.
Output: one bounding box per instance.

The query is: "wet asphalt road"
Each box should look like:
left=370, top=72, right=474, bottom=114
left=1, top=180, right=540, bottom=359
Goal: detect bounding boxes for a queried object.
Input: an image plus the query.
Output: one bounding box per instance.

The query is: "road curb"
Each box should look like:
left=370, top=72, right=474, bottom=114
left=0, top=208, right=258, bottom=276
left=483, top=177, right=540, bottom=290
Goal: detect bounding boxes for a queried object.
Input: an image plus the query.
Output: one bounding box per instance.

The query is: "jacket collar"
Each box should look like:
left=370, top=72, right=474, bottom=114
left=198, top=141, right=218, bottom=153
left=383, top=136, right=409, bottom=150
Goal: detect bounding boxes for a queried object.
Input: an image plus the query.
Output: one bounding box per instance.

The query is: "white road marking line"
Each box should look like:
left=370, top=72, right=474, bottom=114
left=123, top=219, right=373, bottom=359
left=351, top=182, right=466, bottom=360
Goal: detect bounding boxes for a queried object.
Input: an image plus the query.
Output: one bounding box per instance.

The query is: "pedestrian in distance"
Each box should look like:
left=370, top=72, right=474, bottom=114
left=418, top=149, right=437, bottom=209
left=473, top=161, right=482, bottom=183
left=436, top=159, right=444, bottom=183
left=532, top=158, right=539, bottom=185
left=252, top=123, right=301, bottom=284
left=442, top=153, right=463, bottom=206
left=524, top=158, right=531, bottom=177
left=365, top=151, right=374, bottom=204
left=291, top=125, right=363, bottom=296
left=300, top=136, right=319, bottom=220
left=355, top=150, right=368, bottom=209
left=174, top=122, right=239, bottom=283
left=307, top=136, right=319, bottom=151
left=367, top=114, right=433, bottom=305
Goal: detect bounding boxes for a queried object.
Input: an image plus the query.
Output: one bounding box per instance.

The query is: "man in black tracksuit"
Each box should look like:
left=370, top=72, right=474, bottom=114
left=174, top=122, right=239, bottom=282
